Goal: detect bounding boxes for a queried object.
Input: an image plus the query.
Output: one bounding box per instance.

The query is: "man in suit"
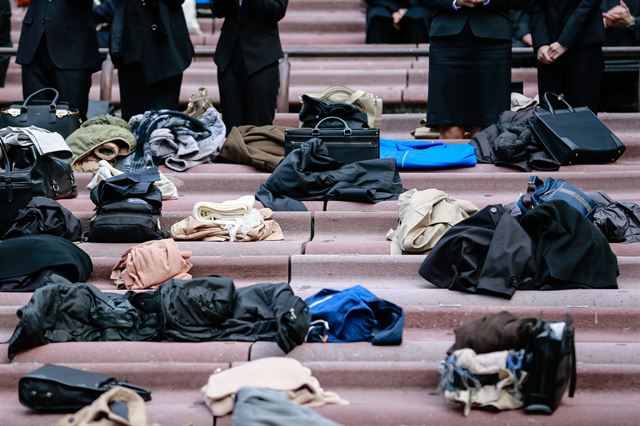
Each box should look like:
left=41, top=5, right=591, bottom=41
left=16, top=0, right=100, bottom=119
left=0, top=0, right=10, bottom=87
left=211, top=0, right=288, bottom=132
left=602, top=0, right=639, bottom=46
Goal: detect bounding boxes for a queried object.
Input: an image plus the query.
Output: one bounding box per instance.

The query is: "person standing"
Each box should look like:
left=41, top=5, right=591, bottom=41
left=425, top=0, right=529, bottom=139
left=211, top=0, right=288, bottom=131
left=16, top=0, right=100, bottom=119
left=530, top=0, right=605, bottom=112
left=0, top=0, right=10, bottom=87
left=112, top=0, right=194, bottom=120
left=602, top=0, right=639, bottom=46
left=365, top=0, right=431, bottom=44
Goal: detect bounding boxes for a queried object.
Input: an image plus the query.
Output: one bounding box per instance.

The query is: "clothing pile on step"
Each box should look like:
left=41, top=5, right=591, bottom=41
left=171, top=195, right=284, bottom=242
left=419, top=177, right=623, bottom=299
left=18, top=359, right=345, bottom=425
left=438, top=312, right=576, bottom=416
left=7, top=274, right=310, bottom=359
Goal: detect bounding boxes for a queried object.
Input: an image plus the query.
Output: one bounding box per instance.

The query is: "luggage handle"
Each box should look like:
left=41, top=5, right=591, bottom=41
left=312, top=116, right=353, bottom=136
left=522, top=175, right=542, bottom=209
left=543, top=92, right=575, bottom=114
left=20, top=87, right=61, bottom=113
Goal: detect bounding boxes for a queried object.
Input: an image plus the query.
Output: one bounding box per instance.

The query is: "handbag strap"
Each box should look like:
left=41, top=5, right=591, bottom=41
left=542, top=92, right=575, bottom=115
left=312, top=116, right=353, bottom=136
left=522, top=175, right=542, bottom=209
left=21, top=87, right=60, bottom=112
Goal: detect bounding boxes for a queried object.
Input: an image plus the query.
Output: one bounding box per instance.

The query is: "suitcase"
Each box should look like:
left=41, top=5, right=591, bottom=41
left=531, top=92, right=625, bottom=165
left=285, top=116, right=379, bottom=163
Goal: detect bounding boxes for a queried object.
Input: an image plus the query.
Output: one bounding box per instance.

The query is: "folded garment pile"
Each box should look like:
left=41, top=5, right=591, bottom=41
left=7, top=275, right=310, bottom=359
left=438, top=312, right=576, bottom=416
left=171, top=195, right=284, bottom=242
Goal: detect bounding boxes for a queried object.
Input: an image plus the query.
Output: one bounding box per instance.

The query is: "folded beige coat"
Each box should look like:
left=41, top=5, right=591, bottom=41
left=171, top=208, right=284, bottom=242
left=193, top=195, right=255, bottom=221
left=55, top=386, right=158, bottom=426
left=110, top=239, right=193, bottom=289
left=387, top=188, right=479, bottom=255
left=201, top=357, right=348, bottom=416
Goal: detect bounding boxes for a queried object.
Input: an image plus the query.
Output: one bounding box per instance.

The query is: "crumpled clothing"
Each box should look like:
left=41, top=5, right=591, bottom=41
left=232, top=387, right=340, bottom=426
left=387, top=188, right=478, bottom=254
left=193, top=195, right=256, bottom=221
left=256, top=138, right=404, bottom=211
left=110, top=239, right=193, bottom=290
left=217, top=125, right=285, bottom=172
left=439, top=349, right=526, bottom=416
left=87, top=160, right=180, bottom=200
left=589, top=191, right=640, bottom=243
left=201, top=357, right=348, bottom=417
left=133, top=107, right=226, bottom=172
left=171, top=208, right=284, bottom=242
left=8, top=275, right=310, bottom=360
left=0, top=126, right=72, bottom=158
left=55, top=386, right=157, bottom=426
left=470, top=109, right=559, bottom=172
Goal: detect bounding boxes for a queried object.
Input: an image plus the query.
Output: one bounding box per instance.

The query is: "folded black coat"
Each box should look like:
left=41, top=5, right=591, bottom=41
left=256, top=138, right=404, bottom=211
left=419, top=204, right=536, bottom=299
left=0, top=235, right=92, bottom=292
left=470, top=109, right=559, bottom=172
left=4, top=197, right=83, bottom=242
left=7, top=275, right=310, bottom=360
left=519, top=200, right=619, bottom=290
left=90, top=168, right=162, bottom=210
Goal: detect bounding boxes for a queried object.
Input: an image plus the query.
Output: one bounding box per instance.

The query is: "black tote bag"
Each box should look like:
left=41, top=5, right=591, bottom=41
left=0, top=137, right=33, bottom=234
left=531, top=92, right=625, bottom=165
left=285, top=116, right=380, bottom=164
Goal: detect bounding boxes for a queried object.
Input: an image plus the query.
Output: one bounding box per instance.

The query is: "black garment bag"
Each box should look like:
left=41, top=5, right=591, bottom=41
left=19, top=364, right=151, bottom=412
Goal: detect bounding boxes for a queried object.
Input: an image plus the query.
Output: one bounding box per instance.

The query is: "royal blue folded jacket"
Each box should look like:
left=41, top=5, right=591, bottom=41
left=305, top=285, right=404, bottom=346
left=380, top=139, right=477, bottom=169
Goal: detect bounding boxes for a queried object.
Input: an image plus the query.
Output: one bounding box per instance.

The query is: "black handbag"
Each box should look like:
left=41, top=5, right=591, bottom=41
left=19, top=364, right=151, bottom=412
left=299, top=95, right=369, bottom=129
left=285, top=117, right=380, bottom=163
left=523, top=315, right=576, bottom=414
left=13, top=144, right=77, bottom=199
left=0, top=87, right=81, bottom=138
left=0, top=137, right=33, bottom=234
left=87, top=198, right=169, bottom=243
left=531, top=92, right=626, bottom=165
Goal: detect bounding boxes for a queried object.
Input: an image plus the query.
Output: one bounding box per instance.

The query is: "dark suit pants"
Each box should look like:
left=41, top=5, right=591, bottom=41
left=218, top=47, right=279, bottom=132
left=537, top=45, right=604, bottom=112
left=21, top=38, right=92, bottom=120
left=0, top=0, right=10, bottom=87
left=118, top=63, right=183, bottom=121
left=366, top=16, right=428, bottom=44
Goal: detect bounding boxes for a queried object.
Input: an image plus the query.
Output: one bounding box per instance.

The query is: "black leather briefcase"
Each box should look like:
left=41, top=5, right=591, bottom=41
left=531, top=92, right=626, bottom=165
left=285, top=116, right=379, bottom=163
left=19, top=364, right=152, bottom=412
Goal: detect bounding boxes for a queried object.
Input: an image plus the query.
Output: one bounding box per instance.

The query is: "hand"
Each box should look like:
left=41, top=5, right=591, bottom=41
left=548, top=42, right=567, bottom=61
left=537, top=45, right=554, bottom=65
left=455, top=0, right=478, bottom=8
left=521, top=33, right=533, bottom=47
left=602, top=1, right=634, bottom=27
left=392, top=8, right=407, bottom=29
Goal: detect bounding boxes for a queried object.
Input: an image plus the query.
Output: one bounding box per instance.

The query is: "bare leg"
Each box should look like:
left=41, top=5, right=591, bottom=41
left=439, top=125, right=465, bottom=139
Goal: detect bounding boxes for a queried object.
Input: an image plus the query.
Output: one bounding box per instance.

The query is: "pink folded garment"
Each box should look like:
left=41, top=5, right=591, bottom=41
left=110, top=239, right=193, bottom=289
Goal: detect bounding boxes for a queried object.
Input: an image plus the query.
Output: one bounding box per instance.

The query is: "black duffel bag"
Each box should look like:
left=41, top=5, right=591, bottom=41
left=19, top=364, right=151, bottom=412
left=13, top=144, right=77, bottom=199
left=0, top=137, right=33, bottom=234
left=0, top=88, right=81, bottom=138
left=299, top=95, right=369, bottom=129
left=87, top=198, right=169, bottom=243
left=285, top=116, right=380, bottom=164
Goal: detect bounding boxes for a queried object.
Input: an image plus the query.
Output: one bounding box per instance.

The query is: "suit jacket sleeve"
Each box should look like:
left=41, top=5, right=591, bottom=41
left=425, top=0, right=455, bottom=12
left=210, top=0, right=232, bottom=18
left=529, top=0, right=551, bottom=49
left=510, top=10, right=530, bottom=39
left=245, top=0, right=288, bottom=21
left=557, top=0, right=602, bottom=48
left=483, top=0, right=530, bottom=13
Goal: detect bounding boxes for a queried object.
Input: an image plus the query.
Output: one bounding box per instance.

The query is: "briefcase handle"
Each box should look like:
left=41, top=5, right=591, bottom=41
left=312, top=116, right=353, bottom=136
left=20, top=87, right=61, bottom=113
left=542, top=92, right=575, bottom=115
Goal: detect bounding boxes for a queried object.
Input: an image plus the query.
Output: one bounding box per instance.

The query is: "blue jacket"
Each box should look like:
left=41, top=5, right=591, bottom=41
left=306, top=285, right=404, bottom=346
left=380, top=139, right=477, bottom=169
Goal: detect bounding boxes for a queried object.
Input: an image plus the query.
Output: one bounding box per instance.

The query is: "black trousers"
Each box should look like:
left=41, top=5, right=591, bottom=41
left=118, top=63, right=183, bottom=121
left=21, top=38, right=92, bottom=120
left=218, top=47, right=279, bottom=132
left=537, top=45, right=604, bottom=112
left=366, top=16, right=429, bottom=44
left=0, top=0, right=10, bottom=87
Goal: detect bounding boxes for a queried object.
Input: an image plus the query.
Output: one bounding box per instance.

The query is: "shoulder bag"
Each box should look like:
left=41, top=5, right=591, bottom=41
left=303, top=84, right=383, bottom=128
left=0, top=137, right=33, bottom=234
left=13, top=144, right=77, bottom=199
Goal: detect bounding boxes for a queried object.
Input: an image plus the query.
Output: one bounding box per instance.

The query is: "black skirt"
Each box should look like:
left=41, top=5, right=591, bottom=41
left=426, top=25, right=511, bottom=128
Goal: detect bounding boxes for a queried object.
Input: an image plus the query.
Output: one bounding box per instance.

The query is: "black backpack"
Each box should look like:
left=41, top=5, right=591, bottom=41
left=523, top=315, right=577, bottom=414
